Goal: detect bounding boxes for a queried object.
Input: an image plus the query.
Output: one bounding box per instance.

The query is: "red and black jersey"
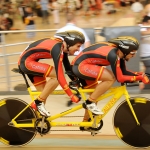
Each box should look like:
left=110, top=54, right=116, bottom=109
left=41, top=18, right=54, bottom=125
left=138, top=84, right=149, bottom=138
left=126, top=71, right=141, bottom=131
left=18, top=37, right=74, bottom=98
left=71, top=42, right=138, bottom=83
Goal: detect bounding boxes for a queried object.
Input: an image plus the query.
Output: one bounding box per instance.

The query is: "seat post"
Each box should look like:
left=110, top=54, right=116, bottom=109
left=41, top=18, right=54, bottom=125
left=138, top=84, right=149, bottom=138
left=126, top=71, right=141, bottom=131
left=21, top=72, right=30, bottom=88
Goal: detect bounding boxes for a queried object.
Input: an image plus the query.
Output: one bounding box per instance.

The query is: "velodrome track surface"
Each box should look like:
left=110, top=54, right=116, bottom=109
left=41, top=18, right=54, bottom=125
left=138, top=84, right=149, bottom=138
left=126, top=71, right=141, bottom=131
left=0, top=134, right=136, bottom=150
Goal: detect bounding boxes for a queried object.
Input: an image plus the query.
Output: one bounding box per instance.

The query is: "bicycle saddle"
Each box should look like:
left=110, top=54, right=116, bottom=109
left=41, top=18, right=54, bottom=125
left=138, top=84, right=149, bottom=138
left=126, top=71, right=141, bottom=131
left=12, top=68, right=23, bottom=74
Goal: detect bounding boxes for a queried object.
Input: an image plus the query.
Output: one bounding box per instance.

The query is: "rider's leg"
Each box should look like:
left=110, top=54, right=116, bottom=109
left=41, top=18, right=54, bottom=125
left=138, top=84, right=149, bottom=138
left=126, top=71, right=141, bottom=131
left=33, top=69, right=59, bottom=117
left=20, top=59, right=59, bottom=117
left=83, top=68, right=116, bottom=121
left=35, top=69, right=59, bottom=100
left=88, top=69, right=115, bottom=101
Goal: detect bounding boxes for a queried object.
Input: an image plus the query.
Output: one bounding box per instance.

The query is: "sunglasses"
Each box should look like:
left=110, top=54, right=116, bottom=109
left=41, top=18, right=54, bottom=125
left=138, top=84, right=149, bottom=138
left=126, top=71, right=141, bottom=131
left=130, top=51, right=137, bottom=55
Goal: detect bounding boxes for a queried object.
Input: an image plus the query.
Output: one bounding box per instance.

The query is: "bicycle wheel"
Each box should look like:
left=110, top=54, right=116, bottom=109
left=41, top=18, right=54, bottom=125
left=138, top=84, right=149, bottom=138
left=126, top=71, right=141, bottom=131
left=113, top=97, right=150, bottom=148
left=0, top=97, right=37, bottom=146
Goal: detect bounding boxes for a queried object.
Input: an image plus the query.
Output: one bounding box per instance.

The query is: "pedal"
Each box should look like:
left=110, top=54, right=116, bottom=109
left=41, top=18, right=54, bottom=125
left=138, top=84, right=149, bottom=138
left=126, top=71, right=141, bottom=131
left=79, top=126, right=100, bottom=135
left=91, top=130, right=100, bottom=136
left=79, top=126, right=86, bottom=131
left=82, top=103, right=87, bottom=109
left=35, top=117, right=51, bottom=135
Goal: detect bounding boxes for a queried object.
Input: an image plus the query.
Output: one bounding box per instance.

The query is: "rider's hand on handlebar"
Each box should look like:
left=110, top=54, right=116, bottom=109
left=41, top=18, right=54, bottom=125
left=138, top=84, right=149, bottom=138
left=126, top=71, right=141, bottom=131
left=135, top=72, right=149, bottom=84
left=75, top=93, right=81, bottom=101
left=70, top=94, right=80, bottom=103
left=142, top=74, right=150, bottom=84
left=135, top=72, right=144, bottom=75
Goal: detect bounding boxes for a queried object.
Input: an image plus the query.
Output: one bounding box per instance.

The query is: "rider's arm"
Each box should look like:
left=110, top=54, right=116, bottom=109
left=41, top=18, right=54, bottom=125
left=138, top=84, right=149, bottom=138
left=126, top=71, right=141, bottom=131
left=62, top=52, right=76, bottom=81
left=107, top=49, right=143, bottom=83
left=120, top=59, right=138, bottom=75
left=51, top=43, right=79, bottom=102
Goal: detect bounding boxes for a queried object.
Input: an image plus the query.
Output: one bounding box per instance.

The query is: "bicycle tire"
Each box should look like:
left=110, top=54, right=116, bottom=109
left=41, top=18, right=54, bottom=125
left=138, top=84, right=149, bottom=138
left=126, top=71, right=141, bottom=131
left=113, top=97, right=150, bottom=148
left=0, top=97, right=37, bottom=146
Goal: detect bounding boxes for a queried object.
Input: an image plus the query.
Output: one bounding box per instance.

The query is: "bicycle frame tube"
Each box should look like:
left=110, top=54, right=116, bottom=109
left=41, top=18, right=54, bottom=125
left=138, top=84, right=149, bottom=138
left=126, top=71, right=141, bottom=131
left=96, top=85, right=140, bottom=125
left=11, top=120, right=35, bottom=128
left=11, top=103, right=93, bottom=128
left=96, top=86, right=125, bottom=121
left=46, top=103, right=93, bottom=127
left=11, top=85, right=139, bottom=128
left=28, top=87, right=78, bottom=101
left=124, top=89, right=140, bottom=125
left=48, top=104, right=83, bottom=121
left=28, top=86, right=95, bottom=101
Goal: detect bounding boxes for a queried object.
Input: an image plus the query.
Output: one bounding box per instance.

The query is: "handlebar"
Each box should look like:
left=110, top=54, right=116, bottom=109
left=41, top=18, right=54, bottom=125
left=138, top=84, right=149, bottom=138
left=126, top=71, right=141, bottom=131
left=145, top=73, right=150, bottom=78
left=68, top=79, right=81, bottom=106
left=66, top=71, right=81, bottom=95
left=126, top=82, right=139, bottom=87
left=66, top=72, right=150, bottom=106
left=68, top=72, right=150, bottom=90
left=125, top=72, right=150, bottom=87
left=69, top=79, right=81, bottom=95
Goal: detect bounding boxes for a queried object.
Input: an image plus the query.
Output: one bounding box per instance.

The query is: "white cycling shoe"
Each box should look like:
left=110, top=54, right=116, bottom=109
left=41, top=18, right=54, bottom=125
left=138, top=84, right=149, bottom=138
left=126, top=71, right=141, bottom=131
left=86, top=102, right=104, bottom=115
left=36, top=102, right=51, bottom=117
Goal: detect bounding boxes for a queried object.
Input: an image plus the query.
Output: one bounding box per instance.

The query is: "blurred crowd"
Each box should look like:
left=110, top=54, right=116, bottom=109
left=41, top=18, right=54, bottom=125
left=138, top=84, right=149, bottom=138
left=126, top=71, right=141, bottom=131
left=0, top=0, right=142, bottom=32
left=0, top=0, right=150, bottom=31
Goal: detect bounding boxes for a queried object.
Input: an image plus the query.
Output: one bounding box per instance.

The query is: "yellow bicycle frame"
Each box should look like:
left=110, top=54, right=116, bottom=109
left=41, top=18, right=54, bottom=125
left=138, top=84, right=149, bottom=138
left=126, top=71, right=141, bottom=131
left=11, top=84, right=140, bottom=129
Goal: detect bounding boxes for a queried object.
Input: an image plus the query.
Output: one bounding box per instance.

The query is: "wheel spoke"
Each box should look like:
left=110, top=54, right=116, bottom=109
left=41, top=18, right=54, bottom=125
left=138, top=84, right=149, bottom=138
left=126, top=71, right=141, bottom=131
left=113, top=98, right=150, bottom=148
left=0, top=98, right=37, bottom=146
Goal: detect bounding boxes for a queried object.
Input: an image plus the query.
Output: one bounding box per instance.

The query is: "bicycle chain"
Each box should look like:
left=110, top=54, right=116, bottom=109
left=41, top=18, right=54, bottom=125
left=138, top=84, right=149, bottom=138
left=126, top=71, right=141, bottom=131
left=51, top=116, right=82, bottom=131
left=36, top=116, right=84, bottom=132
left=50, top=130, right=81, bottom=131
left=60, top=116, right=83, bottom=118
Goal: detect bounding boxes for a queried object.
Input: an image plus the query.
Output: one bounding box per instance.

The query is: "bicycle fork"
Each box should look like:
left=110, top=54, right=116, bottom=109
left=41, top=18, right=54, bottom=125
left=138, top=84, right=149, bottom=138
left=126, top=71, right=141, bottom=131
left=124, top=91, right=140, bottom=125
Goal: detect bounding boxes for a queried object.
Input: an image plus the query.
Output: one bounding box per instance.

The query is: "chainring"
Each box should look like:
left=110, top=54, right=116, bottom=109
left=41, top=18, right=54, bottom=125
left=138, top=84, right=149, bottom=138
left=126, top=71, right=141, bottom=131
left=35, top=118, right=51, bottom=134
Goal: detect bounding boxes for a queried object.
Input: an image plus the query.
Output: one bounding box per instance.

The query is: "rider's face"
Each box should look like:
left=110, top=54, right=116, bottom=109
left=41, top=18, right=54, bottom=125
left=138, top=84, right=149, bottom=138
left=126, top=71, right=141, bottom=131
left=68, top=43, right=82, bottom=55
left=124, top=50, right=137, bottom=61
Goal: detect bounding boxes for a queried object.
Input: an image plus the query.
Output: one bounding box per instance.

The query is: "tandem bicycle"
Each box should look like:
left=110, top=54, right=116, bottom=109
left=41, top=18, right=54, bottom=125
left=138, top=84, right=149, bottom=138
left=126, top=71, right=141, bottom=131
left=0, top=68, right=150, bottom=148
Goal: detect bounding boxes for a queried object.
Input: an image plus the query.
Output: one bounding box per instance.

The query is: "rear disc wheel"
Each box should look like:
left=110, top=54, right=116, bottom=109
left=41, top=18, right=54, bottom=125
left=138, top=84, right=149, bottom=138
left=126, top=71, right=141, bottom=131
left=0, top=97, right=37, bottom=146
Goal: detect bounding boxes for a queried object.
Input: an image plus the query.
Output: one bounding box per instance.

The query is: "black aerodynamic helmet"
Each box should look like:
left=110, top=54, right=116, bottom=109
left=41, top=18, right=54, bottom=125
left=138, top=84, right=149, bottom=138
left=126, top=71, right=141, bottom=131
left=108, top=36, right=139, bottom=55
left=55, top=30, right=85, bottom=48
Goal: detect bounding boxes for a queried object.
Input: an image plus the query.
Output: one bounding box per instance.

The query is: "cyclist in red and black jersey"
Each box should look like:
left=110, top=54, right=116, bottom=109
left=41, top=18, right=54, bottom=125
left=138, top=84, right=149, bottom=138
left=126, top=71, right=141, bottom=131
left=18, top=30, right=85, bottom=117
left=71, top=36, right=149, bottom=123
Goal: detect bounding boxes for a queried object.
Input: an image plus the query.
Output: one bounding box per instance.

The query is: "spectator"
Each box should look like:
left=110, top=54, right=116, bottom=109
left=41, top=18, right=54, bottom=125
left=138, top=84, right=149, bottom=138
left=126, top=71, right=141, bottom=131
left=139, top=22, right=150, bottom=90
left=82, top=0, right=90, bottom=16
left=103, top=0, right=118, bottom=14
left=3, top=13, right=14, bottom=30
left=50, top=0, right=60, bottom=24
left=120, top=0, right=126, bottom=7
left=24, top=6, right=37, bottom=40
left=75, top=0, right=82, bottom=11
left=131, top=0, right=143, bottom=12
left=142, top=3, right=150, bottom=23
left=40, top=0, right=49, bottom=24
left=35, top=0, right=42, bottom=17
left=131, top=0, right=144, bottom=23
left=95, top=0, right=102, bottom=15
left=18, top=1, right=27, bottom=24
left=56, top=12, right=91, bottom=55
left=0, top=4, right=4, bottom=15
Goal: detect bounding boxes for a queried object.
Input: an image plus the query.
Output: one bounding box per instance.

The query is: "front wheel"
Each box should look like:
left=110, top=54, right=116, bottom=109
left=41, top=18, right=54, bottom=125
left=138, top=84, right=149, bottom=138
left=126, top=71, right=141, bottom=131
left=113, top=97, right=150, bottom=148
left=0, top=97, right=37, bottom=146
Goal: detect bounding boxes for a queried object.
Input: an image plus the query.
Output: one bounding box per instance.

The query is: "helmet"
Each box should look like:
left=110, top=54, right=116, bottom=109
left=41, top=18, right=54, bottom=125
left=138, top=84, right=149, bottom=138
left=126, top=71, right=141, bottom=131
left=55, top=30, right=85, bottom=48
left=108, top=36, right=139, bottom=55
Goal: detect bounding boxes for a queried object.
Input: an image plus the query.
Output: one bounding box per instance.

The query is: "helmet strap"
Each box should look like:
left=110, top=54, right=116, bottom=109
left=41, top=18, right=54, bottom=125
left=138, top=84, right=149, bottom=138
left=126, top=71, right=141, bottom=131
left=124, top=54, right=127, bottom=58
left=67, top=45, right=70, bottom=51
